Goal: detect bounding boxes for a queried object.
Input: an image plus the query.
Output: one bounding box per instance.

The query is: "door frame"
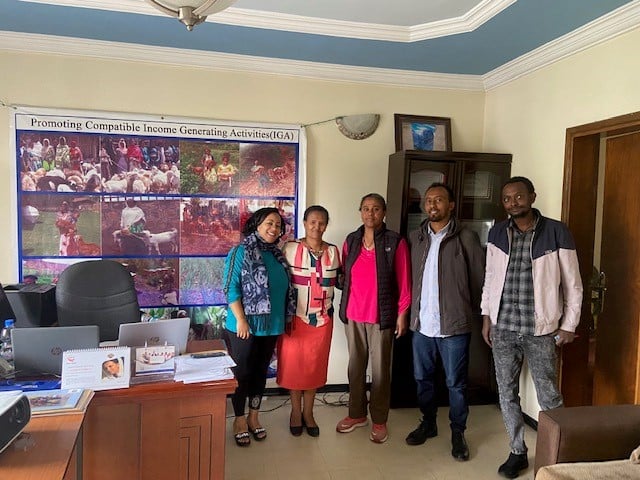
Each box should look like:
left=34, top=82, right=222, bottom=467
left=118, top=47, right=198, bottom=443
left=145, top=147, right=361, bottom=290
left=560, top=111, right=640, bottom=406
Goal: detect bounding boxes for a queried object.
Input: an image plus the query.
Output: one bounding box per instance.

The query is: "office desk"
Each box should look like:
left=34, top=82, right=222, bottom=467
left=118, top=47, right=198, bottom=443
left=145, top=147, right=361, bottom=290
left=0, top=413, right=84, bottom=480
left=83, top=340, right=237, bottom=480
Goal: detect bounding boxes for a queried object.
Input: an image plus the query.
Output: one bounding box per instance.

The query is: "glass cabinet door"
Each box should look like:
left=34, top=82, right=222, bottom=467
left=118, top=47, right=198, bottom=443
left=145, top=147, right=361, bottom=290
left=458, top=160, right=510, bottom=246
left=406, top=160, right=456, bottom=236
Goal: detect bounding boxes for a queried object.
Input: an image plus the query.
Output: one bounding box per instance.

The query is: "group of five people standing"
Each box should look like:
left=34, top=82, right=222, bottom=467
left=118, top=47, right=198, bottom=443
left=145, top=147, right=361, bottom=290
left=223, top=176, right=582, bottom=479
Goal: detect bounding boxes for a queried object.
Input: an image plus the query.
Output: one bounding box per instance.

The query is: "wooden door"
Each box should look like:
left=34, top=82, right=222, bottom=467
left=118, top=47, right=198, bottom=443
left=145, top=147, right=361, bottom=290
left=561, top=112, right=640, bottom=406
left=592, top=132, right=640, bottom=404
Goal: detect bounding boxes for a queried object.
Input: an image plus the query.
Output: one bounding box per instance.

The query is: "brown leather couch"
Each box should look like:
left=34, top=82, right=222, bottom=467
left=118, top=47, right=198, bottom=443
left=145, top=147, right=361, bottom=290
left=534, top=404, right=640, bottom=475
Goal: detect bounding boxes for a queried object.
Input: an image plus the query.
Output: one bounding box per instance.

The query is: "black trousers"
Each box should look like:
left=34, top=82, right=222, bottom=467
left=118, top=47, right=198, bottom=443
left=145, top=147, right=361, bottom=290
left=225, top=329, right=278, bottom=417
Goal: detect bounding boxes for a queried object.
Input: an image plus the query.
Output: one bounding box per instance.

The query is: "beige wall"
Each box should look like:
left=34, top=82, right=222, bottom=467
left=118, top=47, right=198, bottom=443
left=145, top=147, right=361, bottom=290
left=484, top=27, right=640, bottom=217
left=483, top=26, right=640, bottom=416
left=0, top=49, right=485, bottom=383
left=0, top=51, right=485, bottom=281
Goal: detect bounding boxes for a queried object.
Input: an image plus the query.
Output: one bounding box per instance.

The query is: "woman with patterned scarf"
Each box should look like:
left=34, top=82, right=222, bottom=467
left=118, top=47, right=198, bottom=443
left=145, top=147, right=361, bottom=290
left=223, top=207, right=296, bottom=447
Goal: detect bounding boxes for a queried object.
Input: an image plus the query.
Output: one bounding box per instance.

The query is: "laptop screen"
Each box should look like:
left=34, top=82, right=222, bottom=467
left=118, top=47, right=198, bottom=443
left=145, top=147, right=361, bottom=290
left=12, top=325, right=100, bottom=376
left=118, top=318, right=190, bottom=355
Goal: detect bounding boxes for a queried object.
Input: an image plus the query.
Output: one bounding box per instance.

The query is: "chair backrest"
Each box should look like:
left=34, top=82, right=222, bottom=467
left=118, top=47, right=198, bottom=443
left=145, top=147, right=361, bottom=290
left=56, top=260, right=140, bottom=342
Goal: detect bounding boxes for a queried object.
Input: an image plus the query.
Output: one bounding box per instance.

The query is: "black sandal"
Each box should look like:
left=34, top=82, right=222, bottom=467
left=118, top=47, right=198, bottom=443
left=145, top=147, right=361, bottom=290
left=249, top=426, right=267, bottom=441
left=234, top=431, right=251, bottom=447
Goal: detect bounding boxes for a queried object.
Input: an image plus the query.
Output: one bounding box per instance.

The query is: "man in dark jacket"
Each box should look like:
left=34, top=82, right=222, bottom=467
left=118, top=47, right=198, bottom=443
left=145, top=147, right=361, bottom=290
left=406, top=183, right=485, bottom=461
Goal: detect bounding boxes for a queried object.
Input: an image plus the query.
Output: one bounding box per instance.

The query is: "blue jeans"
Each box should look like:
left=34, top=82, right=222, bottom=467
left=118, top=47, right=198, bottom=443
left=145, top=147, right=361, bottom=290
left=412, top=331, right=470, bottom=432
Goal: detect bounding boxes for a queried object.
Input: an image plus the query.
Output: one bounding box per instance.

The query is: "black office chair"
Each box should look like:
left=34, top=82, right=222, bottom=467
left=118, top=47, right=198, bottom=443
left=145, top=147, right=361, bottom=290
left=56, top=260, right=140, bottom=342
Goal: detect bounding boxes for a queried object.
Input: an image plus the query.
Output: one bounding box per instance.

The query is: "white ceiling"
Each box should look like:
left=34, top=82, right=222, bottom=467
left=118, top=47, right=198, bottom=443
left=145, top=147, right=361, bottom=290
left=231, top=0, right=489, bottom=26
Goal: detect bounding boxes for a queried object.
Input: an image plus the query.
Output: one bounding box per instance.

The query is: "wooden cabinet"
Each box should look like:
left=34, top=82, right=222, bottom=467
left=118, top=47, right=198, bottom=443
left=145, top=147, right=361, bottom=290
left=386, top=150, right=511, bottom=407
left=387, top=150, right=512, bottom=239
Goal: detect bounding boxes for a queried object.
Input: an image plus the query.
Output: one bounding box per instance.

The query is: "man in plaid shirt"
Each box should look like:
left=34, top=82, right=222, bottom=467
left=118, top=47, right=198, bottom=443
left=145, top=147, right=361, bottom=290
left=481, top=177, right=583, bottom=479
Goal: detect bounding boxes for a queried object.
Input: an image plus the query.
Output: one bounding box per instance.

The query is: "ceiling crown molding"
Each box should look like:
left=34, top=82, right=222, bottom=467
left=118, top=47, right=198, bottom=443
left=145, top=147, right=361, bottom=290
left=0, top=30, right=485, bottom=90
left=212, top=0, right=515, bottom=42
left=409, top=0, right=516, bottom=42
left=19, top=0, right=515, bottom=42
left=483, top=0, right=640, bottom=90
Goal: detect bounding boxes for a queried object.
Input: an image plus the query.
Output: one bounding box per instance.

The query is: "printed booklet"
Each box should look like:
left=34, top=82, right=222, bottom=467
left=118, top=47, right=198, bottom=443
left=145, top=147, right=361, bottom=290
left=25, top=388, right=94, bottom=416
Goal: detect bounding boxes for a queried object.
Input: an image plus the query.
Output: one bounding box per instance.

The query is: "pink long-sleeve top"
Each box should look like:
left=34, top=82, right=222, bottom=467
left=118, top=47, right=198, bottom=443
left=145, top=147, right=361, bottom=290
left=342, top=238, right=411, bottom=324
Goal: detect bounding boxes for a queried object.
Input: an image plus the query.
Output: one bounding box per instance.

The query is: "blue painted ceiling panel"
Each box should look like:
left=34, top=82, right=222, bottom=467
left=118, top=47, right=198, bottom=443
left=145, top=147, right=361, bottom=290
left=0, top=0, right=633, bottom=75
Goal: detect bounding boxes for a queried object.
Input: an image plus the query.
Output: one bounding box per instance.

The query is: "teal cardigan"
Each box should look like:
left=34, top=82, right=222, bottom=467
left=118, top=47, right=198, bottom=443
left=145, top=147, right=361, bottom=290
left=223, top=245, right=288, bottom=336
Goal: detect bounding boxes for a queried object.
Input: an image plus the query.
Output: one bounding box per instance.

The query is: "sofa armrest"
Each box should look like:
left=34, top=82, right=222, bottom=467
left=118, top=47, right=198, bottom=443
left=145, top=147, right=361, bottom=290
left=534, top=405, right=640, bottom=474
left=535, top=459, right=639, bottom=480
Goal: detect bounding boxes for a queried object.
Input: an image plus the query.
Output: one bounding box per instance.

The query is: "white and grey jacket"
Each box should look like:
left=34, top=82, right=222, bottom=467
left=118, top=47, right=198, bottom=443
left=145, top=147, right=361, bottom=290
left=481, top=209, right=583, bottom=336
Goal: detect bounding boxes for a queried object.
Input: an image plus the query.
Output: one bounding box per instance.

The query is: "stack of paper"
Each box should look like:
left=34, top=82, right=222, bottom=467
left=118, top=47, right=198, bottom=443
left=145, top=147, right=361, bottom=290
left=174, top=354, right=236, bottom=383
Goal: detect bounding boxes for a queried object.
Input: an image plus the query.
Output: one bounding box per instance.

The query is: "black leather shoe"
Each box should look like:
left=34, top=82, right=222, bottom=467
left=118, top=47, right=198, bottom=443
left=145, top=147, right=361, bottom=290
left=305, top=424, right=320, bottom=437
left=451, top=431, right=469, bottom=461
left=290, top=414, right=303, bottom=436
left=498, top=453, right=528, bottom=478
left=301, top=417, right=320, bottom=437
left=405, top=422, right=438, bottom=445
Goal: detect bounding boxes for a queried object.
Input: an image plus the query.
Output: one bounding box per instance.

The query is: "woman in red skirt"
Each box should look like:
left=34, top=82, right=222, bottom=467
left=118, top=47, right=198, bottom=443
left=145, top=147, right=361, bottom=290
left=277, top=205, right=342, bottom=437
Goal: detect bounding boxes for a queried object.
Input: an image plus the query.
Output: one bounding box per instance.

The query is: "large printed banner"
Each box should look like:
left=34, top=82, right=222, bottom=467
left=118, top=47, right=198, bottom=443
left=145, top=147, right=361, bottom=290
left=13, top=108, right=305, bottom=331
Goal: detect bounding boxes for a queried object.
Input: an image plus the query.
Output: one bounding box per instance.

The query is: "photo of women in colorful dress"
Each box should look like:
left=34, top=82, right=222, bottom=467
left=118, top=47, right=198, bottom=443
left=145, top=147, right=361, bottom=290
left=180, top=142, right=239, bottom=195
left=21, top=194, right=101, bottom=257
left=19, top=133, right=102, bottom=193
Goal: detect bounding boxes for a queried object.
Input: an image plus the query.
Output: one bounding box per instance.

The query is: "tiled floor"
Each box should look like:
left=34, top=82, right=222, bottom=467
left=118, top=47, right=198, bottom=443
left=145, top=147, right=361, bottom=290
left=225, top=394, right=538, bottom=480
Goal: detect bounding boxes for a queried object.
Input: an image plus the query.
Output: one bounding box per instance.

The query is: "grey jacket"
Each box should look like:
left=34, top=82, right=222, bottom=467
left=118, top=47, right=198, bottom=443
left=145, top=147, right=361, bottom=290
left=408, top=217, right=485, bottom=336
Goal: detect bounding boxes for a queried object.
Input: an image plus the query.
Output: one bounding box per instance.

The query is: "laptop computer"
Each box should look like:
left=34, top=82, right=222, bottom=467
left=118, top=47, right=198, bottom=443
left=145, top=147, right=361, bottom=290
left=12, top=325, right=100, bottom=376
left=118, top=318, right=190, bottom=354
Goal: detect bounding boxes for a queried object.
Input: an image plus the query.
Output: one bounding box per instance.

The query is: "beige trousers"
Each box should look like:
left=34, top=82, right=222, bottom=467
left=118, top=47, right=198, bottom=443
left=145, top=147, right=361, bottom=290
left=344, top=320, right=394, bottom=424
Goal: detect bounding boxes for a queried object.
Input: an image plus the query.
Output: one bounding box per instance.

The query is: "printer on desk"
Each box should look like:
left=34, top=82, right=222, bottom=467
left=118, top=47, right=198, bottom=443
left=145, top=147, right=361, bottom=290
left=2, top=284, right=57, bottom=328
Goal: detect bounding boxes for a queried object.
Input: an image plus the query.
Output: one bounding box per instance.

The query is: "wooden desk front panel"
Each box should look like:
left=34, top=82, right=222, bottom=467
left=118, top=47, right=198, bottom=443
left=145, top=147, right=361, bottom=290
left=142, top=395, right=226, bottom=480
left=83, top=380, right=235, bottom=480
left=83, top=402, right=141, bottom=479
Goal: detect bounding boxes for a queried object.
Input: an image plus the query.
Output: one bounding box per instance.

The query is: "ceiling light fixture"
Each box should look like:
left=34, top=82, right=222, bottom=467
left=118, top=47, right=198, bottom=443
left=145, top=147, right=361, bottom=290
left=335, top=114, right=381, bottom=140
left=146, top=0, right=237, bottom=31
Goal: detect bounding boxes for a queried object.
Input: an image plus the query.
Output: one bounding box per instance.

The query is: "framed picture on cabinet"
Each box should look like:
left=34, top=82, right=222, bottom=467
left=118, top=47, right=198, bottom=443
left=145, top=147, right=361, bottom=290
left=394, top=114, right=452, bottom=152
